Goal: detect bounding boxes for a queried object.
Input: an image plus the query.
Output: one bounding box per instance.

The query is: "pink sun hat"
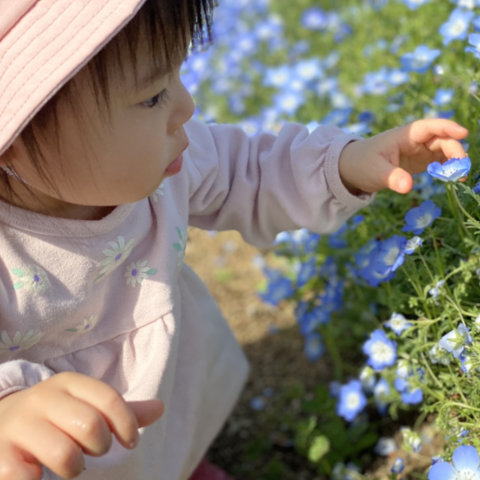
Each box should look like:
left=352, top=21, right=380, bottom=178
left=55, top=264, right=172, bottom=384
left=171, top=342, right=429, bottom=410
left=0, top=0, right=147, bottom=156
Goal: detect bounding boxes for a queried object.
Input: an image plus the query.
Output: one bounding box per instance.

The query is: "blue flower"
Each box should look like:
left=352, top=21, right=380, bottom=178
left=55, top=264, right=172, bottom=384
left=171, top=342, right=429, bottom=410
left=438, top=323, right=472, bottom=359
left=429, top=280, right=445, bottom=300
left=371, top=235, right=407, bottom=277
left=433, top=88, right=454, bottom=107
left=301, top=7, right=329, bottom=31
left=259, top=268, right=294, bottom=306
left=427, top=156, right=471, bottom=182
left=391, top=458, right=405, bottom=475
left=362, top=329, right=397, bottom=371
left=385, top=312, right=413, bottom=335
left=439, top=8, right=474, bottom=45
left=428, top=445, right=480, bottom=480
left=402, top=200, right=441, bottom=235
left=336, top=380, right=367, bottom=422
left=373, top=378, right=391, bottom=414
left=400, top=45, right=441, bottom=73
left=405, top=236, right=423, bottom=254
left=401, top=0, right=431, bottom=9
left=466, top=32, right=480, bottom=59
left=304, top=332, right=325, bottom=362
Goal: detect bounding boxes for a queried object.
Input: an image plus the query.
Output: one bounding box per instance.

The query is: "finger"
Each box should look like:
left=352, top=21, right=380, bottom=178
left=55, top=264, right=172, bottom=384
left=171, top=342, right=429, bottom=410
left=128, top=399, right=164, bottom=428
left=13, top=421, right=84, bottom=479
left=425, top=137, right=468, bottom=160
left=45, top=396, right=112, bottom=457
left=59, top=373, right=139, bottom=450
left=375, top=156, right=413, bottom=193
left=408, top=119, right=469, bottom=144
left=0, top=444, right=43, bottom=480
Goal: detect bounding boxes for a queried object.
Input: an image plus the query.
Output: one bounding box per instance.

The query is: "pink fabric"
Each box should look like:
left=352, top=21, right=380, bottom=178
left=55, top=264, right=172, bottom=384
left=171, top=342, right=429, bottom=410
left=0, top=0, right=147, bottom=155
left=189, top=460, right=234, bottom=480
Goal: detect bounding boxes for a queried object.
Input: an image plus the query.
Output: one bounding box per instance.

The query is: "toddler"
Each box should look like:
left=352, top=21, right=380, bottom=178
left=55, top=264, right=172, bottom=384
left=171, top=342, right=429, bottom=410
left=0, top=1, right=468, bottom=479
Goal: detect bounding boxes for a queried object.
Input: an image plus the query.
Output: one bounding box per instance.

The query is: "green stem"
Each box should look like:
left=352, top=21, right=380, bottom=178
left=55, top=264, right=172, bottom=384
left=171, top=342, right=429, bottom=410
left=322, top=322, right=343, bottom=381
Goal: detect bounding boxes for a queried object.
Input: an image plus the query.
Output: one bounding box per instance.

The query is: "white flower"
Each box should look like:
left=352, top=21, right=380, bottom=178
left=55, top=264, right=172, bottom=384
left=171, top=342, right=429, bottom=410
left=124, top=261, right=157, bottom=287
left=12, top=265, right=50, bottom=294
left=66, top=315, right=98, bottom=333
left=0, top=330, right=42, bottom=354
left=96, top=236, right=136, bottom=281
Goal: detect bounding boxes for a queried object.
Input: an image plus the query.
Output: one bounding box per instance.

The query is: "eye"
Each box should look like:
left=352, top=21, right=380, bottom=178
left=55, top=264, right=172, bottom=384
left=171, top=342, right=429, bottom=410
left=141, top=89, right=170, bottom=109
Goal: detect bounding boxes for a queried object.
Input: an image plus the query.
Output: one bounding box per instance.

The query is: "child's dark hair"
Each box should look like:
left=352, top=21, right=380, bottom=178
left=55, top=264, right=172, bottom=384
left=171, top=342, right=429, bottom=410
left=1, top=0, right=214, bottom=198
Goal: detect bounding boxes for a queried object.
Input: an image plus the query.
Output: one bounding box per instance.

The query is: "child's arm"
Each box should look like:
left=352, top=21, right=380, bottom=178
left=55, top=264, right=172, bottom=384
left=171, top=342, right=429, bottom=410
left=338, top=118, right=469, bottom=195
left=0, top=372, right=163, bottom=479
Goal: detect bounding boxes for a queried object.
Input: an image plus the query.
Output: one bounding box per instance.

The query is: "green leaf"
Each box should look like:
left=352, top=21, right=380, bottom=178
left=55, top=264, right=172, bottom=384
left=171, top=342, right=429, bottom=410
left=308, top=435, right=330, bottom=463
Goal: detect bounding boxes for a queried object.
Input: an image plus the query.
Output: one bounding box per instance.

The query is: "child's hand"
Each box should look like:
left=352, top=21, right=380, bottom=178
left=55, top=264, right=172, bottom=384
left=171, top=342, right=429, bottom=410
left=0, top=372, right=164, bottom=479
left=338, top=118, right=469, bottom=194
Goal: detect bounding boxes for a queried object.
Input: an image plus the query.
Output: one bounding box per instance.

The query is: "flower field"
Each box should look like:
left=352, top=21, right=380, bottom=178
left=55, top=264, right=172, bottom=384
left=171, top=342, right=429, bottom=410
left=183, top=0, right=480, bottom=478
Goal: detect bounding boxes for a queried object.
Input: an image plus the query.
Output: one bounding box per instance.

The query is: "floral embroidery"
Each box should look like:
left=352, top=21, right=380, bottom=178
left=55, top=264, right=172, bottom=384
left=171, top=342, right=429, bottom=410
left=150, top=183, right=165, bottom=202
left=0, top=330, right=42, bottom=354
left=95, top=236, right=136, bottom=282
left=173, top=227, right=187, bottom=265
left=66, top=315, right=98, bottom=333
left=11, top=265, right=50, bottom=294
left=124, top=260, right=157, bottom=287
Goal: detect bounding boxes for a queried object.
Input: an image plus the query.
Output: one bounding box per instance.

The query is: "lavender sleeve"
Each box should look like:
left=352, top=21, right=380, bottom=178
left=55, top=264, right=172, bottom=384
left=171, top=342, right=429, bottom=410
left=185, top=120, right=373, bottom=247
left=0, top=360, right=55, bottom=400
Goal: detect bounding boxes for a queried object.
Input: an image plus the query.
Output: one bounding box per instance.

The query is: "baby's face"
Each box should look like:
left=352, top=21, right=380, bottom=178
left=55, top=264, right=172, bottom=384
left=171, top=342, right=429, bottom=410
left=5, top=48, right=194, bottom=219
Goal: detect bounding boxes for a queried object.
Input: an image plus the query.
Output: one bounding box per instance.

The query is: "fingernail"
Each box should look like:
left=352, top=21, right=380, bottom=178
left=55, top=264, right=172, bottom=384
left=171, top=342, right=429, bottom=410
left=128, top=436, right=139, bottom=449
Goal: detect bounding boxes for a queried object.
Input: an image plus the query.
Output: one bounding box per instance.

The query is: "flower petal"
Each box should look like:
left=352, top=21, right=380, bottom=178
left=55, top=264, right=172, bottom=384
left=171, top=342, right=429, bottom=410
left=452, top=445, right=480, bottom=470
left=427, top=461, right=456, bottom=480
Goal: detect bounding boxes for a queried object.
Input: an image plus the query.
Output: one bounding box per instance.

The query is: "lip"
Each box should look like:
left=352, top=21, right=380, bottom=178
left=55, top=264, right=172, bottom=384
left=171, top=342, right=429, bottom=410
left=164, top=143, right=189, bottom=177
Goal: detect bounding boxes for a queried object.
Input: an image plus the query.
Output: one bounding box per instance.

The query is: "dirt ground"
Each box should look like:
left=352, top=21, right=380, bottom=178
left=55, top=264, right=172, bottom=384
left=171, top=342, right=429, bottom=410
left=185, top=228, right=444, bottom=480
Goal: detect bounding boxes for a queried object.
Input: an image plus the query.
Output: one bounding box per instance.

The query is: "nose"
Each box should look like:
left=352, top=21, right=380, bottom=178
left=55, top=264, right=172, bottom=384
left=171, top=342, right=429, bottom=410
left=168, top=80, right=195, bottom=135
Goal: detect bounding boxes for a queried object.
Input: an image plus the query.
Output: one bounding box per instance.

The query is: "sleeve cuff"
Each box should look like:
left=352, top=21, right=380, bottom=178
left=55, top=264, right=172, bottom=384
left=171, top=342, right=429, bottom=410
left=324, top=134, right=375, bottom=209
left=0, top=360, right=55, bottom=400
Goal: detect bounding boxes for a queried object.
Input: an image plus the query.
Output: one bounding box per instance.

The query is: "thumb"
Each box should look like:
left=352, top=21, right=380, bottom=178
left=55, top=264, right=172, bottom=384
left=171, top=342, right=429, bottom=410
left=128, top=399, right=164, bottom=428
left=377, top=161, right=413, bottom=194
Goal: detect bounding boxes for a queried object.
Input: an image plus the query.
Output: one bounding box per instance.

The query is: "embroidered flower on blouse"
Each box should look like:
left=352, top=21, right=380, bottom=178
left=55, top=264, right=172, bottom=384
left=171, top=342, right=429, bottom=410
left=173, top=227, right=187, bottom=265
left=95, top=236, right=136, bottom=282
left=11, top=265, right=50, bottom=294
left=150, top=183, right=166, bottom=202
left=66, top=315, right=98, bottom=333
left=0, top=330, right=42, bottom=354
left=124, top=260, right=157, bottom=287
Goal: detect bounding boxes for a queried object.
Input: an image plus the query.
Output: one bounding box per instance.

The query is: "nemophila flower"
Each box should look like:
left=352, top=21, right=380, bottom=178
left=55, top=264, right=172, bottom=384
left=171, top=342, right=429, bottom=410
left=373, top=378, right=391, bottom=415
left=401, top=427, right=422, bottom=453
left=401, top=0, right=430, bottom=9
left=385, top=312, right=413, bottom=335
left=433, top=88, right=454, bottom=107
left=359, top=366, right=376, bottom=391
left=429, top=280, right=445, bottom=300
left=259, top=267, right=294, bottom=306
left=405, top=236, right=423, bottom=254
left=427, top=156, right=471, bottom=182
left=297, top=303, right=331, bottom=334
left=439, top=8, right=474, bottom=45
left=363, top=329, right=397, bottom=371
left=304, top=332, right=325, bottom=362
left=249, top=396, right=266, bottom=411
left=301, top=7, right=328, bottom=30
left=296, top=257, right=319, bottom=287
left=336, top=380, right=367, bottom=422
left=372, top=235, right=407, bottom=276
left=400, top=45, right=441, bottom=73
left=428, top=445, right=480, bottom=480
left=460, top=352, right=473, bottom=373
left=438, top=323, right=472, bottom=359
left=395, top=363, right=424, bottom=405
left=274, top=228, right=321, bottom=255
left=466, top=32, right=480, bottom=59
left=402, top=200, right=441, bottom=235
left=273, top=89, right=305, bottom=116
left=391, top=458, right=405, bottom=475
left=375, top=437, right=397, bottom=456
left=429, top=343, right=451, bottom=365
left=456, top=0, right=480, bottom=9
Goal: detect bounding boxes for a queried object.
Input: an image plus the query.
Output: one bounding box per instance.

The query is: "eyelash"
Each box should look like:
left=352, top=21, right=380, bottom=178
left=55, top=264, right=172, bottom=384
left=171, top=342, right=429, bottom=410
left=141, top=89, right=170, bottom=109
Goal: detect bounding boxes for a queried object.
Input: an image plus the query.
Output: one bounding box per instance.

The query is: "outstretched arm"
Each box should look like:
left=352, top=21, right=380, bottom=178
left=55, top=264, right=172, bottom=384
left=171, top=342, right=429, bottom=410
left=338, top=118, right=469, bottom=194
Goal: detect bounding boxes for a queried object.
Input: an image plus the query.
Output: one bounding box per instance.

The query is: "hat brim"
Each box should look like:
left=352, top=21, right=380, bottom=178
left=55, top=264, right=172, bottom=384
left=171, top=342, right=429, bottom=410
left=0, top=0, right=147, bottom=155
